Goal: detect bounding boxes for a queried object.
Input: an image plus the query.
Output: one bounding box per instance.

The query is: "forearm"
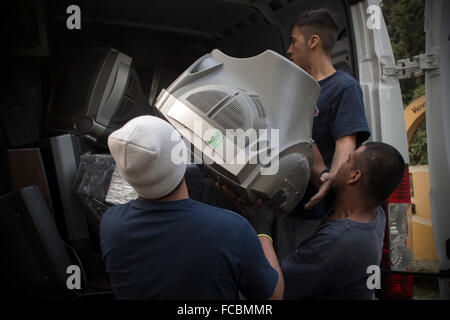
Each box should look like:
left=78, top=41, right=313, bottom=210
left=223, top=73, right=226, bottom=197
left=311, top=143, right=328, bottom=189
left=304, top=135, right=358, bottom=210
left=258, top=236, right=284, bottom=300
left=329, top=135, right=357, bottom=176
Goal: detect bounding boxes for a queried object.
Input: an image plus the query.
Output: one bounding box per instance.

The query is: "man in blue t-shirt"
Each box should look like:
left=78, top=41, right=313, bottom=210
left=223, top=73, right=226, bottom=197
left=274, top=8, right=371, bottom=259
left=282, top=142, right=404, bottom=299
left=224, top=142, right=405, bottom=299
left=100, top=115, right=283, bottom=300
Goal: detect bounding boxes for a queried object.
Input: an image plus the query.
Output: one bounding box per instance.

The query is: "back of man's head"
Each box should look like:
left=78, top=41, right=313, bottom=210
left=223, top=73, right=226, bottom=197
left=293, top=8, right=338, bottom=55
left=107, top=115, right=187, bottom=200
left=356, top=142, right=405, bottom=206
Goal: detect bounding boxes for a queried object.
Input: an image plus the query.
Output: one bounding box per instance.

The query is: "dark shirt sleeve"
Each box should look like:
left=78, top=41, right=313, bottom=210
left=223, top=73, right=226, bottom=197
left=330, top=85, right=370, bottom=145
left=281, top=243, right=331, bottom=300
left=238, top=222, right=279, bottom=300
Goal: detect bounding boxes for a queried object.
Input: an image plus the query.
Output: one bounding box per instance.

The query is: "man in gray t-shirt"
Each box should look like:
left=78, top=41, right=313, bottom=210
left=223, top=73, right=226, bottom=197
left=281, top=142, right=404, bottom=299
left=228, top=142, right=405, bottom=299
left=282, top=206, right=385, bottom=299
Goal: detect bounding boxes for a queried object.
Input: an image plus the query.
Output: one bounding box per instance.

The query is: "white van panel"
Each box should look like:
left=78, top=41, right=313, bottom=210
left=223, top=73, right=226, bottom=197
left=424, top=0, right=450, bottom=298
left=350, top=0, right=409, bottom=163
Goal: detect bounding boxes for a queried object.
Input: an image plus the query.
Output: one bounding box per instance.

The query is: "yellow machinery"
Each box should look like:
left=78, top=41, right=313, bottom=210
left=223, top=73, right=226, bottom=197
left=404, top=95, right=437, bottom=261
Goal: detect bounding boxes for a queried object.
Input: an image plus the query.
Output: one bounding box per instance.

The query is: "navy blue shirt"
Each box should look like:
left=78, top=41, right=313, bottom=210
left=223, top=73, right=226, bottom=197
left=281, top=207, right=386, bottom=300
left=100, top=198, right=278, bottom=300
left=291, top=71, right=370, bottom=218
left=313, top=70, right=370, bottom=167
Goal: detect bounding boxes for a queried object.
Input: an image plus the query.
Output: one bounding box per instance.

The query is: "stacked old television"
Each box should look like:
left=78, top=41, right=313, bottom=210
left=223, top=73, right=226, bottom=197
left=1, top=46, right=156, bottom=298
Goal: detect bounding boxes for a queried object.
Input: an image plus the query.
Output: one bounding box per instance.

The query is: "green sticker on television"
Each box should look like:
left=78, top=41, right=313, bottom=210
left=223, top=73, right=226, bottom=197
left=207, top=131, right=223, bottom=150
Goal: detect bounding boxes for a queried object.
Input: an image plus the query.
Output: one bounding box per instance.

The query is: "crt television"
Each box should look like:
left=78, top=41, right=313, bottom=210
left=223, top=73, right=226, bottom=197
left=46, top=48, right=154, bottom=144
left=155, top=49, right=320, bottom=215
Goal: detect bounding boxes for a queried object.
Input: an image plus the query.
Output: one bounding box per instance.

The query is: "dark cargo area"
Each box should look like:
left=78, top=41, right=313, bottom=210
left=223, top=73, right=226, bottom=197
left=0, top=0, right=358, bottom=299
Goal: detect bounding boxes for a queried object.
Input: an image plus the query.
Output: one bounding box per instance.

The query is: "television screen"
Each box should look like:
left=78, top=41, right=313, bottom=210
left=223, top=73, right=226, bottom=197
left=46, top=48, right=155, bottom=145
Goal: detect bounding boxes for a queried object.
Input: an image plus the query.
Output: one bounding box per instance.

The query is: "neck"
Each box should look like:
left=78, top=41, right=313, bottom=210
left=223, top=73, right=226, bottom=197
left=141, top=180, right=189, bottom=202
left=308, top=53, right=336, bottom=81
left=331, top=191, right=377, bottom=222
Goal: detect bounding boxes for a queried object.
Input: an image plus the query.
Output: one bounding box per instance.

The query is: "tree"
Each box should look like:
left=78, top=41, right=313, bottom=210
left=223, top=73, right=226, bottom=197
left=382, top=0, right=427, bottom=165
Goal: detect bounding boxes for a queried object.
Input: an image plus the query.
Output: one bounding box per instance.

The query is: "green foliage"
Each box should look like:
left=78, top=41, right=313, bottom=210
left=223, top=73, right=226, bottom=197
left=409, top=121, right=428, bottom=165
left=382, top=0, right=425, bottom=106
left=412, top=83, right=425, bottom=102
left=382, top=0, right=427, bottom=165
left=382, top=0, right=425, bottom=61
left=399, top=76, right=425, bottom=107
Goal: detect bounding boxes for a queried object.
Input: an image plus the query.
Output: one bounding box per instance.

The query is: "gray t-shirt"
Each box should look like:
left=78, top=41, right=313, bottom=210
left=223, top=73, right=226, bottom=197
left=281, top=207, right=386, bottom=300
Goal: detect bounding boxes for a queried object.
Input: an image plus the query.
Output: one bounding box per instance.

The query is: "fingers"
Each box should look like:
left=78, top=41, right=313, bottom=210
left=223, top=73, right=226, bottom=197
left=304, top=180, right=332, bottom=210
left=216, top=182, right=236, bottom=199
left=216, top=181, right=286, bottom=212
left=304, top=193, right=321, bottom=210
left=215, top=182, right=246, bottom=213
left=304, top=189, right=322, bottom=209
left=319, top=172, right=331, bottom=183
left=215, top=181, right=225, bottom=190
left=222, top=185, right=238, bottom=200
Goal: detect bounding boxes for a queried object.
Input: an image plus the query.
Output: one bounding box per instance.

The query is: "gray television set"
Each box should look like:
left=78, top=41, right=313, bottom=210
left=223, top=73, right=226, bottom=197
left=46, top=48, right=154, bottom=145
left=156, top=49, right=320, bottom=215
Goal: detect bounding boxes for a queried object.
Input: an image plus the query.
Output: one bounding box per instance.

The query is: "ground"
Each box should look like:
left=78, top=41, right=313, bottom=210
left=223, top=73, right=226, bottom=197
left=410, top=260, right=441, bottom=300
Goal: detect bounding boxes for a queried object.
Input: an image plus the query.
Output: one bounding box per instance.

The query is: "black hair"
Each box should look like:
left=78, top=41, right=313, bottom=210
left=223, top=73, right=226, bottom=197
left=355, top=142, right=405, bottom=205
left=293, top=8, right=338, bottom=54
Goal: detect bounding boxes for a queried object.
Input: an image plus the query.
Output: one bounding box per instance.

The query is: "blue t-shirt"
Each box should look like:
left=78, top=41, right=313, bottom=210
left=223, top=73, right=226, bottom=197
left=313, top=70, right=370, bottom=167
left=281, top=207, right=386, bottom=300
left=291, top=70, right=370, bottom=218
left=100, top=198, right=278, bottom=300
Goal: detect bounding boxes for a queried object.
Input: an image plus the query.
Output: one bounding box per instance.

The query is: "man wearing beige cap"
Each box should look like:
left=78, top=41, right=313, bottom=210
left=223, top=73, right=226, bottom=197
left=100, top=115, right=283, bottom=300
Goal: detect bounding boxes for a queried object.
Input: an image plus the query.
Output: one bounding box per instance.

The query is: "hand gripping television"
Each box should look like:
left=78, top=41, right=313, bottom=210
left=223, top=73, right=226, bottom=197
left=155, top=49, right=320, bottom=215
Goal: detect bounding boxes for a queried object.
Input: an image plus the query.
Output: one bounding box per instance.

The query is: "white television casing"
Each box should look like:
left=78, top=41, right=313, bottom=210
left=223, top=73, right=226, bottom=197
left=155, top=49, right=320, bottom=215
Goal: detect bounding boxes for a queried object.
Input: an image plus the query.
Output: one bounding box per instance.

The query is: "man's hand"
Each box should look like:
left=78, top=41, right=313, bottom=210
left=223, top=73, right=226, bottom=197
left=216, top=182, right=285, bottom=236
left=306, top=135, right=356, bottom=210
left=304, top=173, right=334, bottom=210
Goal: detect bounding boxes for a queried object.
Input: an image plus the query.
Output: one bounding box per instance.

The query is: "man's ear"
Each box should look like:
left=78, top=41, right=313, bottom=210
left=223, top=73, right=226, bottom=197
left=347, top=169, right=362, bottom=185
left=308, top=35, right=321, bottom=50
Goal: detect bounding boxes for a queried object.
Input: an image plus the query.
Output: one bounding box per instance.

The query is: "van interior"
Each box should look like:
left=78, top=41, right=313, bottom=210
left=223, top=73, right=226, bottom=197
left=1, top=0, right=361, bottom=299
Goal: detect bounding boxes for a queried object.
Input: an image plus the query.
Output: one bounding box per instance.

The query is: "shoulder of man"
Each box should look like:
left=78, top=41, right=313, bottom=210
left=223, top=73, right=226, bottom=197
left=99, top=202, right=133, bottom=243
left=101, top=202, right=130, bottom=224
left=333, top=70, right=361, bottom=89
left=301, top=219, right=355, bottom=256
left=318, top=214, right=386, bottom=262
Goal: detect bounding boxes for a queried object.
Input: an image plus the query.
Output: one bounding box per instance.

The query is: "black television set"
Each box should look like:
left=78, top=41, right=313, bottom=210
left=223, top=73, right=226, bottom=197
left=46, top=48, right=155, bottom=145
left=0, top=186, right=72, bottom=298
left=45, top=134, right=95, bottom=255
